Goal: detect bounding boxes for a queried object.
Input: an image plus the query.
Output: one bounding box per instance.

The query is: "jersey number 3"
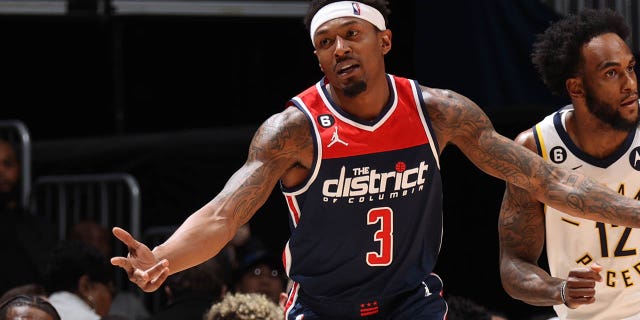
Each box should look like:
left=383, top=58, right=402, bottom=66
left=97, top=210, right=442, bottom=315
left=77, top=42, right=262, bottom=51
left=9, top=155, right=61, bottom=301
left=367, top=207, right=394, bottom=266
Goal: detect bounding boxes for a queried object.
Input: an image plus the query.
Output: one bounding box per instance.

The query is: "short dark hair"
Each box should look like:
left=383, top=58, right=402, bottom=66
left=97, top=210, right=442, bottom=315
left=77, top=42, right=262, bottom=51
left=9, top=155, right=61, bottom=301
left=165, top=258, right=226, bottom=298
left=43, top=240, right=114, bottom=293
left=531, top=8, right=630, bottom=97
left=233, top=251, right=286, bottom=290
left=0, top=295, right=61, bottom=320
left=445, top=295, right=492, bottom=320
left=304, top=0, right=391, bottom=32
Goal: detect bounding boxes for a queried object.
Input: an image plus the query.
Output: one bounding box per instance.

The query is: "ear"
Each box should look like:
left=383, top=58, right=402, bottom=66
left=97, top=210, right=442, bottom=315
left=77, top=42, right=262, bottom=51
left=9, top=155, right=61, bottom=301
left=314, top=50, right=325, bottom=73
left=380, top=29, right=392, bottom=55
left=566, top=77, right=584, bottom=98
left=78, top=274, right=91, bottom=296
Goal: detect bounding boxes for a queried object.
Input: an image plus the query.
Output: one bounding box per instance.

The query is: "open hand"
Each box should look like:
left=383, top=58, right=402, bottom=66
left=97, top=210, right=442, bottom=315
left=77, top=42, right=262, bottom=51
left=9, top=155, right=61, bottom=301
left=110, top=227, right=170, bottom=292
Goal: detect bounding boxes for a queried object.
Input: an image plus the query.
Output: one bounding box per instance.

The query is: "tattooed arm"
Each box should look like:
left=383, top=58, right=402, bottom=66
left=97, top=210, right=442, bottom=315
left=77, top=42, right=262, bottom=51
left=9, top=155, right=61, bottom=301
left=111, top=107, right=312, bottom=291
left=497, top=129, right=562, bottom=305
left=499, top=130, right=602, bottom=307
left=422, top=86, right=640, bottom=227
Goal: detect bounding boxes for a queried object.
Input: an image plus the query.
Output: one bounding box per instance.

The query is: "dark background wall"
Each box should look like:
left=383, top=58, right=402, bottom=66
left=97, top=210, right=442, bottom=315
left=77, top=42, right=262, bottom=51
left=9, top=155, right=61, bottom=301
left=3, top=0, right=627, bottom=318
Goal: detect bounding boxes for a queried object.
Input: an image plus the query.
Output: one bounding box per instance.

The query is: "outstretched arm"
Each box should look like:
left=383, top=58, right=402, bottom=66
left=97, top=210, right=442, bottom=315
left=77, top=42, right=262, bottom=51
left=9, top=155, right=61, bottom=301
left=111, top=107, right=311, bottom=291
left=423, top=86, right=640, bottom=227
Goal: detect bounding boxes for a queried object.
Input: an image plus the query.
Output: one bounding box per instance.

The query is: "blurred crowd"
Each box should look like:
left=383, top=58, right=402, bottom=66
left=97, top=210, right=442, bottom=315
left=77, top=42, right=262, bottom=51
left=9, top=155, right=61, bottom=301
left=0, top=137, right=285, bottom=320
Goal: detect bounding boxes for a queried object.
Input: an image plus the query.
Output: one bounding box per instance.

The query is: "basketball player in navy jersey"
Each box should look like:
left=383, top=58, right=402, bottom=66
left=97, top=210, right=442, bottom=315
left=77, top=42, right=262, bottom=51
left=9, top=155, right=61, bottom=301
left=499, top=9, right=640, bottom=320
left=112, top=1, right=640, bottom=319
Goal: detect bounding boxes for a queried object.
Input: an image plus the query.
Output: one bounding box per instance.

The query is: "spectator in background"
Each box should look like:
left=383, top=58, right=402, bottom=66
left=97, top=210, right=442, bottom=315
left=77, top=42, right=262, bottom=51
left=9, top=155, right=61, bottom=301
left=44, top=240, right=114, bottom=320
left=0, top=139, right=20, bottom=213
left=233, top=251, right=287, bottom=305
left=0, top=284, right=46, bottom=302
left=227, top=223, right=269, bottom=269
left=68, top=220, right=151, bottom=320
left=0, top=138, right=57, bottom=297
left=204, top=292, right=282, bottom=320
left=148, top=257, right=227, bottom=320
left=68, top=220, right=113, bottom=258
left=211, top=223, right=266, bottom=289
left=0, top=294, right=61, bottom=320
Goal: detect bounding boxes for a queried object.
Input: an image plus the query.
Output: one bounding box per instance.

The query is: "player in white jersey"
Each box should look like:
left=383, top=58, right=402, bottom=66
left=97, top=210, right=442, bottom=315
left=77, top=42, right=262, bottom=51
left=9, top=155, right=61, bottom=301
left=499, top=8, right=640, bottom=320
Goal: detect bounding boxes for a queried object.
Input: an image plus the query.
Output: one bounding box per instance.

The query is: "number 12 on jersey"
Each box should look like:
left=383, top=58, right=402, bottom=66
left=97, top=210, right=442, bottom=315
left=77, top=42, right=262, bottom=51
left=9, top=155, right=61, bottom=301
left=367, top=207, right=394, bottom=266
left=596, top=222, right=636, bottom=257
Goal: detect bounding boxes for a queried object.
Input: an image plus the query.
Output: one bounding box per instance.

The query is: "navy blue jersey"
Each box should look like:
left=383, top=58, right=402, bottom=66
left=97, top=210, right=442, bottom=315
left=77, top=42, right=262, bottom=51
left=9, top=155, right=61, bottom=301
left=281, top=74, right=443, bottom=304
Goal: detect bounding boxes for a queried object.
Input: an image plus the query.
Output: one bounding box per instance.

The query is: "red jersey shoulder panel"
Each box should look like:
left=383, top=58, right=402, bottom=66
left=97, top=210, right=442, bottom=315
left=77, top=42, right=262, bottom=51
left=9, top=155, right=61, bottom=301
left=294, top=75, right=430, bottom=159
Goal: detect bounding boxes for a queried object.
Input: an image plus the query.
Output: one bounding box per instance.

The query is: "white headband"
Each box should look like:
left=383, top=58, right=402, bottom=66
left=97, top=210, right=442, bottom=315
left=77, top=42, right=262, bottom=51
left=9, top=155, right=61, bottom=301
left=309, top=1, right=386, bottom=43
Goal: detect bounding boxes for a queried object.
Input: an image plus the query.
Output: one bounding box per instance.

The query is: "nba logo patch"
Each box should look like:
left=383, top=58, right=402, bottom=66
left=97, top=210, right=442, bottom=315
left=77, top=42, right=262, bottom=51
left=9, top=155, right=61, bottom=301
left=352, top=2, right=361, bottom=15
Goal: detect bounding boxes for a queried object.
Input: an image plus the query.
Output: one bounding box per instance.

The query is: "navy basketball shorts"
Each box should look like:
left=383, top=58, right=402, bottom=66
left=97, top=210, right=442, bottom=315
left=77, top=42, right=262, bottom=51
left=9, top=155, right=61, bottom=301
left=284, top=273, right=447, bottom=320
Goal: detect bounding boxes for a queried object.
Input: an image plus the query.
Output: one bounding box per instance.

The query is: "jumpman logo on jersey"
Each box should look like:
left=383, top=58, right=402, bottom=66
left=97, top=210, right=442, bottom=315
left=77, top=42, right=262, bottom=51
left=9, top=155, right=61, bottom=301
left=328, top=126, right=349, bottom=148
left=422, top=281, right=432, bottom=297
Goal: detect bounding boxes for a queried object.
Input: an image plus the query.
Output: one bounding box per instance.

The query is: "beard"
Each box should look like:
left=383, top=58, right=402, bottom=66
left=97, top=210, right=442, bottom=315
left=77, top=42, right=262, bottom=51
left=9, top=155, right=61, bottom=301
left=584, top=84, right=638, bottom=132
left=343, top=80, right=367, bottom=98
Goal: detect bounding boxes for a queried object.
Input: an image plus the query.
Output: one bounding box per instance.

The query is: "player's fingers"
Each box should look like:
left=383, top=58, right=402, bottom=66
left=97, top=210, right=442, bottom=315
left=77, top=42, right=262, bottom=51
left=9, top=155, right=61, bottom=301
left=110, top=257, right=132, bottom=270
left=566, top=287, right=596, bottom=298
left=567, top=296, right=596, bottom=306
left=140, top=281, right=161, bottom=293
left=150, top=267, right=170, bottom=285
left=128, top=273, right=151, bottom=291
left=145, top=259, right=169, bottom=281
left=589, top=263, right=603, bottom=281
left=132, top=269, right=150, bottom=283
left=128, top=270, right=154, bottom=290
left=564, top=285, right=597, bottom=309
left=566, top=277, right=597, bottom=288
left=141, top=267, right=170, bottom=293
left=590, top=262, right=603, bottom=272
left=112, top=227, right=141, bottom=250
left=567, top=269, right=601, bottom=281
left=566, top=278, right=598, bottom=295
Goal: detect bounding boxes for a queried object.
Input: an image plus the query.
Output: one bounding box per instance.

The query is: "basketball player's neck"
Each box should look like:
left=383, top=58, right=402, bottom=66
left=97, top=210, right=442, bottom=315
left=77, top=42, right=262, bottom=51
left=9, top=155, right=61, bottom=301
left=565, top=108, right=630, bottom=159
left=327, top=77, right=390, bottom=121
